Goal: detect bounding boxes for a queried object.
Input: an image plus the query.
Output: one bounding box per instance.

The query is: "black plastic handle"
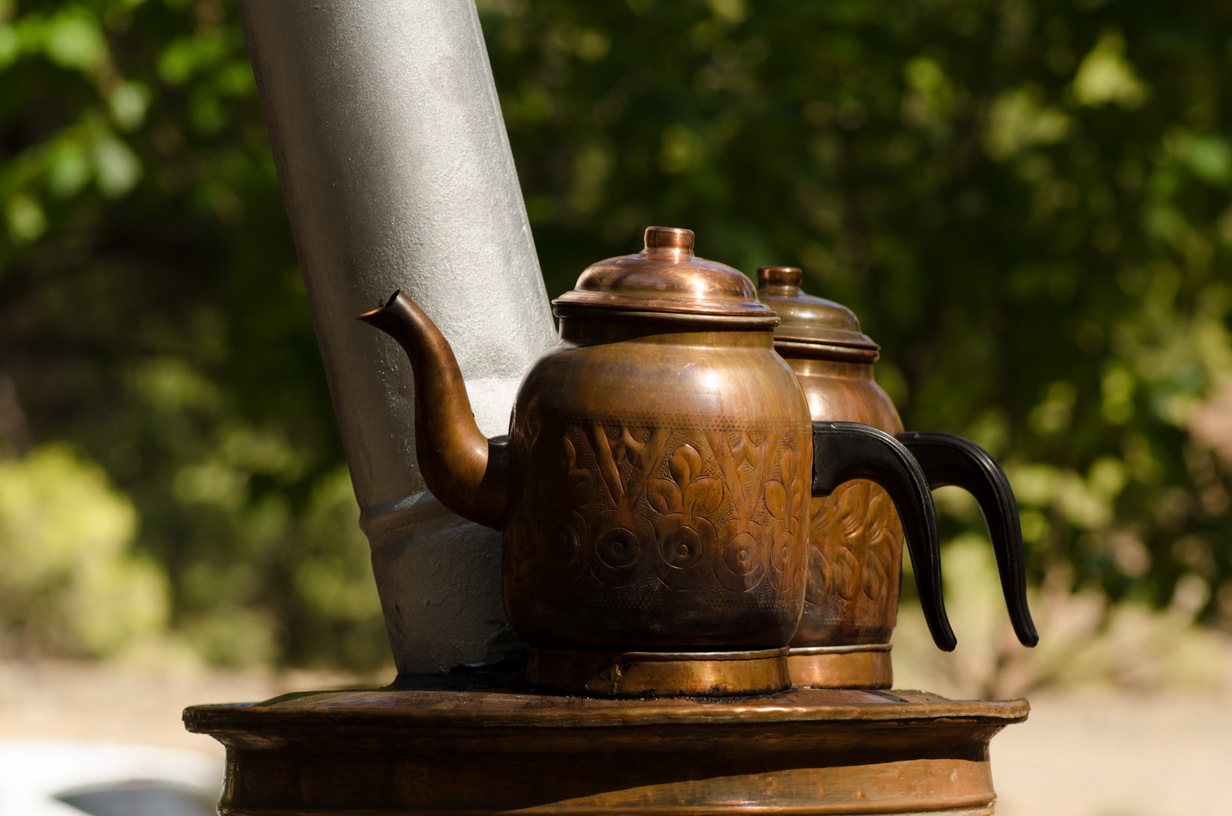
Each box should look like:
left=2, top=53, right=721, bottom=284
left=812, top=421, right=956, bottom=652
left=897, top=432, right=1038, bottom=647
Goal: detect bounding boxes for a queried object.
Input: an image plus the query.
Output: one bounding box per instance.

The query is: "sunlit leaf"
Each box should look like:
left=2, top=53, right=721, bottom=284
left=984, top=86, right=1070, bottom=161
left=158, top=32, right=226, bottom=85
left=43, top=6, right=108, bottom=72
left=45, top=136, right=92, bottom=197
left=5, top=193, right=47, bottom=242
left=0, top=22, right=18, bottom=68
left=1071, top=31, right=1148, bottom=109
left=1180, top=134, right=1232, bottom=186
left=90, top=133, right=141, bottom=197
left=108, top=80, right=150, bottom=131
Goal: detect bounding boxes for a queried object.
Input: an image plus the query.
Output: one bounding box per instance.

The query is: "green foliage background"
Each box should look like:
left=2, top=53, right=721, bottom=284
left=2, top=0, right=1231, bottom=672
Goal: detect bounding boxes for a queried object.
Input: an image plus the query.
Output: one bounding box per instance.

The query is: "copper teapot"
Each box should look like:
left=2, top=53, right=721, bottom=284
left=359, top=228, right=954, bottom=697
left=756, top=266, right=1037, bottom=688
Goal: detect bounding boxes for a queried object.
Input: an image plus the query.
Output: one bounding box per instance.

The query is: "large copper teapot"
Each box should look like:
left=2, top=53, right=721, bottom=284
left=756, top=266, right=1037, bottom=688
left=359, top=228, right=953, bottom=697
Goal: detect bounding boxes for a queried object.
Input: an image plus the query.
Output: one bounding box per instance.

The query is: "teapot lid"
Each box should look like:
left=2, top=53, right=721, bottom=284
left=755, top=266, right=880, bottom=359
left=553, top=227, right=777, bottom=326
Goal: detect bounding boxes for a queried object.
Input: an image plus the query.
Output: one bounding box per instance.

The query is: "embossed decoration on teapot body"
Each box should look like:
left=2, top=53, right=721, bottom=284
left=758, top=264, right=1035, bottom=690
left=791, top=356, right=905, bottom=648
left=503, top=320, right=812, bottom=650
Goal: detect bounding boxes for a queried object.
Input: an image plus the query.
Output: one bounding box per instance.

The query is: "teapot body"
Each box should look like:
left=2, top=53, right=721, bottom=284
left=504, top=318, right=813, bottom=651
left=783, top=350, right=905, bottom=686
left=759, top=265, right=1036, bottom=688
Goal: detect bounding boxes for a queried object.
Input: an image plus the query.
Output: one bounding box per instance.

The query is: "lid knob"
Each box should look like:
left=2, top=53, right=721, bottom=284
left=757, top=266, right=804, bottom=290
left=755, top=265, right=880, bottom=356
left=644, top=226, right=695, bottom=256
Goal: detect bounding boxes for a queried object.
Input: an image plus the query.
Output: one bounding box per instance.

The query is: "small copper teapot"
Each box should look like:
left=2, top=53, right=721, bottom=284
left=360, top=228, right=953, bottom=697
left=756, top=266, right=1037, bottom=688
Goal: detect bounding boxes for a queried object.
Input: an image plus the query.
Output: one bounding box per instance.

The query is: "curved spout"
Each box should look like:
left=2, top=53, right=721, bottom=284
left=359, top=291, right=510, bottom=530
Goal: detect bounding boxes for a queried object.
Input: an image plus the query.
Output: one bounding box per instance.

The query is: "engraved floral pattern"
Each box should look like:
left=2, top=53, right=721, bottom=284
left=801, top=480, right=903, bottom=631
left=647, top=442, right=722, bottom=590
left=503, top=408, right=811, bottom=643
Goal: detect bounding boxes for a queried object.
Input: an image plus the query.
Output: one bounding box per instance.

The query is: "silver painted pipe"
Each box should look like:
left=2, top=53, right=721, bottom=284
left=237, top=0, right=558, bottom=673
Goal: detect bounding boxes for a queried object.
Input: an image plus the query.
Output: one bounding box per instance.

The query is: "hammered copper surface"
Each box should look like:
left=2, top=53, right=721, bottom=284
left=184, top=679, right=1028, bottom=815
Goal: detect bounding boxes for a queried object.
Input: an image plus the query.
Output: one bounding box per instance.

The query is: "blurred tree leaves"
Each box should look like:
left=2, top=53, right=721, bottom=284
left=1, top=0, right=385, bottom=668
left=0, top=444, right=167, bottom=657
left=480, top=0, right=1232, bottom=626
left=1, top=0, right=1231, bottom=668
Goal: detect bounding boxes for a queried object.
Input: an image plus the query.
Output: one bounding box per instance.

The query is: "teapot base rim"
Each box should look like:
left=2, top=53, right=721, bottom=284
left=787, top=643, right=893, bottom=689
left=526, top=647, right=791, bottom=698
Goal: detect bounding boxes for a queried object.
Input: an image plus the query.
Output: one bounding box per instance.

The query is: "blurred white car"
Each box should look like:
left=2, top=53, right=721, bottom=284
left=0, top=740, right=220, bottom=816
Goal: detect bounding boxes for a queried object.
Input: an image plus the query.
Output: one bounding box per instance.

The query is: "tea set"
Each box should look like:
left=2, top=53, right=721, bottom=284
left=360, top=226, right=1037, bottom=696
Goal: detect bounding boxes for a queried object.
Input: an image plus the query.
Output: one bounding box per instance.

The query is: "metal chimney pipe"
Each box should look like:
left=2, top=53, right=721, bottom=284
left=236, top=1, right=559, bottom=673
